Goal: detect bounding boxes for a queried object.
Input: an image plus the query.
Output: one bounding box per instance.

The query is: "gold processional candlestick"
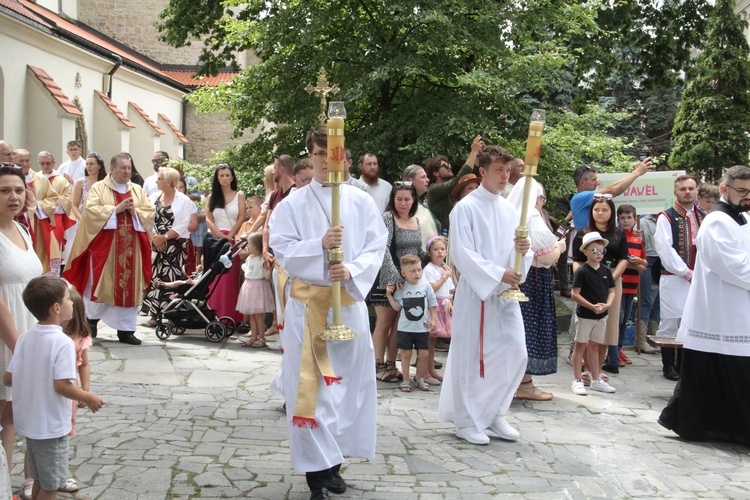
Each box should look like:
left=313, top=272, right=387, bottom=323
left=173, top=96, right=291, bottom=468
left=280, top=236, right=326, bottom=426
left=499, top=109, right=547, bottom=302
left=319, top=101, right=356, bottom=341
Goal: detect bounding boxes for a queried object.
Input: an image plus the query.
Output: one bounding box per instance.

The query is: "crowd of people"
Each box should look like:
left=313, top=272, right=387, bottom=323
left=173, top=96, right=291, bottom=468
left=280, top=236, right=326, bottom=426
left=1, top=132, right=749, bottom=500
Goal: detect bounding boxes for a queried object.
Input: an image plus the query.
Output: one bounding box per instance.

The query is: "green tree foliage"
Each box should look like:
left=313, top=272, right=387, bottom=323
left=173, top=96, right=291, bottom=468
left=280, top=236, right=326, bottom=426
left=670, top=0, right=750, bottom=181
left=157, top=0, right=710, bottom=193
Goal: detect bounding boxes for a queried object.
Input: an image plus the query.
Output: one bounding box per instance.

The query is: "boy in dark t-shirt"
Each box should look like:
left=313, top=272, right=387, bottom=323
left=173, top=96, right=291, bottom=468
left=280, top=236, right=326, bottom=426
left=570, top=232, right=616, bottom=396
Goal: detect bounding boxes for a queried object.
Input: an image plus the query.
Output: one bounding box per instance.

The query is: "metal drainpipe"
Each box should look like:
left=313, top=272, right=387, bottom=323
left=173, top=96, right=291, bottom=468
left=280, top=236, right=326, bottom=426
left=107, top=55, right=123, bottom=98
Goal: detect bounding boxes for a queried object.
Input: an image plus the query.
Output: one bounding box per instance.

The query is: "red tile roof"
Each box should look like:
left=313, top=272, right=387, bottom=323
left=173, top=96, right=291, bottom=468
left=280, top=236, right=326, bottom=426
left=128, top=102, right=165, bottom=135
left=161, top=70, right=237, bottom=87
left=158, top=113, right=188, bottom=143
left=27, top=65, right=83, bottom=117
left=0, top=0, right=51, bottom=27
left=94, top=90, right=136, bottom=128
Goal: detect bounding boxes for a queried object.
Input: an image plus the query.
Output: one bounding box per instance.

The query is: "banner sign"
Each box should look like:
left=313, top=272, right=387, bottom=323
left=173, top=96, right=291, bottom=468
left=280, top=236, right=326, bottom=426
left=598, top=170, right=686, bottom=215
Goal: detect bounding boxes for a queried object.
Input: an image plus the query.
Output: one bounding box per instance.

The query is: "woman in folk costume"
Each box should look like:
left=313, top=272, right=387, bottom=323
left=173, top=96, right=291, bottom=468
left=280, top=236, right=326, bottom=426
left=507, top=177, right=566, bottom=400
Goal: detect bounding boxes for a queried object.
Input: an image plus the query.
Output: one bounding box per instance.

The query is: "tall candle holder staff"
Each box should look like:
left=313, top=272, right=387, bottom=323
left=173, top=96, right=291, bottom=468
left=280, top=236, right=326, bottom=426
left=320, top=101, right=355, bottom=341
left=499, top=109, right=547, bottom=301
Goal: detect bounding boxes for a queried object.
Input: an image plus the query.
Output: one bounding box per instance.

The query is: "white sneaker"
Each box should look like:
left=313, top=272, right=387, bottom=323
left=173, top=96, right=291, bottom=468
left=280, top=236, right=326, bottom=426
left=571, top=379, right=587, bottom=395
left=591, top=377, right=616, bottom=393
left=455, top=426, right=490, bottom=445
left=488, top=416, right=520, bottom=441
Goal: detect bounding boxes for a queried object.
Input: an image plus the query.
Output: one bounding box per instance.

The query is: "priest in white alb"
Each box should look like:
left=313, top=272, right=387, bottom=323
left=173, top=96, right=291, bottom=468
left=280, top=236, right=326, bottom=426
left=659, top=165, right=750, bottom=446
left=269, top=125, right=387, bottom=500
left=438, top=145, right=532, bottom=446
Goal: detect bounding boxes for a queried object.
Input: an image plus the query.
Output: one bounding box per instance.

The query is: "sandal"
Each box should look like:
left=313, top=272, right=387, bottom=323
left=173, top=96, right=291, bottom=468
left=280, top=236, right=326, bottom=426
left=514, top=384, right=553, bottom=401
left=242, top=338, right=267, bottom=348
left=142, top=318, right=157, bottom=328
left=376, top=361, right=400, bottom=383
left=58, top=478, right=79, bottom=493
left=424, top=375, right=442, bottom=386
left=21, top=478, right=33, bottom=500
left=385, top=361, right=403, bottom=381
left=400, top=381, right=412, bottom=392
left=413, top=377, right=430, bottom=391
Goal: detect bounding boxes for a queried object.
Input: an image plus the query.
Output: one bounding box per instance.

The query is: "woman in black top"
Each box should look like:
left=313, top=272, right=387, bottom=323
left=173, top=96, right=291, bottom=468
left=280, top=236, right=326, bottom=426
left=572, top=194, right=628, bottom=374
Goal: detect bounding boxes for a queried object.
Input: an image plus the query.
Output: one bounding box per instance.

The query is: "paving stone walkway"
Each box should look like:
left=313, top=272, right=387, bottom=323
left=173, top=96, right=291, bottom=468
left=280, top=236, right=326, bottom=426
left=10, top=311, right=749, bottom=499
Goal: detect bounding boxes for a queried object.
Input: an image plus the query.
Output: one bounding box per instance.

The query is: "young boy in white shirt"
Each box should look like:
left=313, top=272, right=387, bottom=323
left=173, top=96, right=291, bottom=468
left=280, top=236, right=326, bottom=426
left=4, top=277, right=103, bottom=499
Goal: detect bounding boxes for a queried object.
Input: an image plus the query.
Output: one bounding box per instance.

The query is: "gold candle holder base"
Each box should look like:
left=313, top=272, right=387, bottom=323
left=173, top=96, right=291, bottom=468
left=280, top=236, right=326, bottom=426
left=320, top=323, right=357, bottom=341
left=498, top=287, right=529, bottom=302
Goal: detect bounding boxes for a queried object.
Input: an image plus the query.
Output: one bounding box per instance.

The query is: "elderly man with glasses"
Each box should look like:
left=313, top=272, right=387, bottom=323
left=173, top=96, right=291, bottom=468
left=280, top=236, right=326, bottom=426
left=34, top=151, right=73, bottom=276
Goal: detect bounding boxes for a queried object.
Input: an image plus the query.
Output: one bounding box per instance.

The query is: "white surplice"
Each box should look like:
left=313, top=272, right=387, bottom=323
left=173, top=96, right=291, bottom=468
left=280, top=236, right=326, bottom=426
left=677, top=208, right=750, bottom=356
left=438, top=185, right=532, bottom=431
left=269, top=180, right=387, bottom=473
left=654, top=211, right=696, bottom=320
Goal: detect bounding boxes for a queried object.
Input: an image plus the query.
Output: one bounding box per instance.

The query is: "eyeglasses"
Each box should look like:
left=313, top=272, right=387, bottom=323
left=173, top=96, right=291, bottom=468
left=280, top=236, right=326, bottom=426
left=0, top=162, right=22, bottom=169
left=38, top=161, right=54, bottom=166
left=393, top=181, right=413, bottom=188
left=727, top=184, right=750, bottom=199
left=594, top=193, right=613, bottom=200
left=590, top=248, right=607, bottom=255
left=151, top=159, right=163, bottom=164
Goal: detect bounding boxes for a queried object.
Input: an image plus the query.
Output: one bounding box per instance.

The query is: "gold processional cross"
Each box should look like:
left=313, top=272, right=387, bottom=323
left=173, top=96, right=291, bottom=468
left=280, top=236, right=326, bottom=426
left=306, top=68, right=340, bottom=124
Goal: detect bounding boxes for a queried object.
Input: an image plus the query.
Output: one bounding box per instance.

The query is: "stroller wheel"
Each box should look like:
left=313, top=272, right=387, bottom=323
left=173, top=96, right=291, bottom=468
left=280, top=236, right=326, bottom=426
left=155, top=320, right=172, bottom=340
left=218, top=316, right=237, bottom=337
left=205, top=322, right=226, bottom=342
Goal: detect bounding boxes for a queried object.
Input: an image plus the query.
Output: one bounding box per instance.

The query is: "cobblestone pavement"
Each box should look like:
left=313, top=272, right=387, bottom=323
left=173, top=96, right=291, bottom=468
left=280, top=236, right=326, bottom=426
left=11, top=313, right=749, bottom=499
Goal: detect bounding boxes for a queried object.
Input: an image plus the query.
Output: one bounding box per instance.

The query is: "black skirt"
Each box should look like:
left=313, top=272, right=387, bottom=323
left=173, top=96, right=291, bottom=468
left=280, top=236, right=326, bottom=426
left=659, top=348, right=750, bottom=447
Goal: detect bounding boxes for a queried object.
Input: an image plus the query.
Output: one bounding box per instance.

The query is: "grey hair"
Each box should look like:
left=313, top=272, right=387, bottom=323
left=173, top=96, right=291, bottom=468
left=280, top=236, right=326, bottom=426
left=402, top=164, right=424, bottom=181
left=38, top=151, right=55, bottom=161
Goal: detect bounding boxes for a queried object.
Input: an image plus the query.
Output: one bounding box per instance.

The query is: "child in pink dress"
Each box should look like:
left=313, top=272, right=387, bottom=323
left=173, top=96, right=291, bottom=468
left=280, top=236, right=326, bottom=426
left=236, top=232, right=274, bottom=347
left=59, top=288, right=92, bottom=494
left=421, top=235, right=454, bottom=385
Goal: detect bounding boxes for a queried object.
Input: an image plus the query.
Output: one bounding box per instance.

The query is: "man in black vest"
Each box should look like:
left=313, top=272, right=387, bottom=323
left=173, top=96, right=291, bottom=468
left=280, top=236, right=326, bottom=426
left=654, top=174, right=704, bottom=380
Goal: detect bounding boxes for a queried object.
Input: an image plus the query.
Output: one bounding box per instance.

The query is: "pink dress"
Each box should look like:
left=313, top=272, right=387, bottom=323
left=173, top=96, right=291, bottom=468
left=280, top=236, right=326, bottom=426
left=70, top=334, right=93, bottom=437
left=421, top=262, right=454, bottom=338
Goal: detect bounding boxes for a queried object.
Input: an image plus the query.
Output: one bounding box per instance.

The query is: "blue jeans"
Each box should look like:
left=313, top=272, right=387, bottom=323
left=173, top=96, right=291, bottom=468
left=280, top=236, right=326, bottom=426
left=639, top=256, right=660, bottom=323
left=618, top=293, right=636, bottom=347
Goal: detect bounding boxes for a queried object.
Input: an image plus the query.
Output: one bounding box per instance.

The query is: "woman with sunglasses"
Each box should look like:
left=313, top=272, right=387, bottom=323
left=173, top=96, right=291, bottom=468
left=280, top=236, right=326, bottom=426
left=0, top=163, right=43, bottom=479
left=370, top=181, right=424, bottom=383
left=571, top=194, right=629, bottom=377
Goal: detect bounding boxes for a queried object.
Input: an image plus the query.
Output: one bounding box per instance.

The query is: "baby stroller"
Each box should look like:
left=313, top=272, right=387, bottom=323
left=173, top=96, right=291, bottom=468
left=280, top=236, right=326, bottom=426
left=155, top=233, right=247, bottom=342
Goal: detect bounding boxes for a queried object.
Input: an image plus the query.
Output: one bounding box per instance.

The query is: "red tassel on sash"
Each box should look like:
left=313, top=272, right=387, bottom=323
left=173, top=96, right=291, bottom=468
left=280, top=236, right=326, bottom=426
left=479, top=300, right=485, bottom=379
left=324, top=376, right=342, bottom=386
left=292, top=416, right=319, bottom=429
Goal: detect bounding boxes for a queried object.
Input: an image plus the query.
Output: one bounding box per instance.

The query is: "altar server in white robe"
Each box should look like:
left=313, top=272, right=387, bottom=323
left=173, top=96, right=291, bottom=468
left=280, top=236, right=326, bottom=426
left=438, top=145, right=532, bottom=446
left=269, top=125, right=387, bottom=499
left=659, top=165, right=750, bottom=447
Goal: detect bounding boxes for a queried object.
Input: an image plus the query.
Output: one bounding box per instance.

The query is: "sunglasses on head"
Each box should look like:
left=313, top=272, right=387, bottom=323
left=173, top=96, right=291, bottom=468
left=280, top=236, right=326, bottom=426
left=393, top=181, right=413, bottom=188
left=593, top=193, right=613, bottom=200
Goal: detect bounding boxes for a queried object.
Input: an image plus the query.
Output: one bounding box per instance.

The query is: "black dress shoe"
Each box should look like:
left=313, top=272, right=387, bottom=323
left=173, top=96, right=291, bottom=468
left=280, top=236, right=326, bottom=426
left=118, top=334, right=142, bottom=346
left=310, top=488, right=330, bottom=500
left=434, top=361, right=443, bottom=370
left=663, top=365, right=679, bottom=381
left=328, top=468, right=346, bottom=494
left=87, top=318, right=99, bottom=338
left=601, top=363, right=619, bottom=374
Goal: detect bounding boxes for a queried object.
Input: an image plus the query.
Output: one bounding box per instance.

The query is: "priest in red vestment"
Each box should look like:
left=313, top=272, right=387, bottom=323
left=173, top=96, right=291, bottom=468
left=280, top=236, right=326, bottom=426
left=64, top=153, right=154, bottom=345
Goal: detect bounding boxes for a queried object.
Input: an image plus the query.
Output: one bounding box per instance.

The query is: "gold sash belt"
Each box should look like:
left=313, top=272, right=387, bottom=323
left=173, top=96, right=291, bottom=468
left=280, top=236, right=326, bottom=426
left=290, top=279, right=356, bottom=428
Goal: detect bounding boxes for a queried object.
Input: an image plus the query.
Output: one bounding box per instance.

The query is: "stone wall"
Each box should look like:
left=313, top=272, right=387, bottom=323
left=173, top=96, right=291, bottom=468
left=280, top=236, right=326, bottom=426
left=77, top=0, right=203, bottom=65
left=184, top=105, right=259, bottom=164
